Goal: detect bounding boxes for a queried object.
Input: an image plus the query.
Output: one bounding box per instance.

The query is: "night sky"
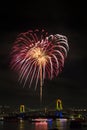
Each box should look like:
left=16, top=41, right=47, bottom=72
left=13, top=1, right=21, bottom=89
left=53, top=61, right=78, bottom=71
left=0, top=1, right=87, bottom=109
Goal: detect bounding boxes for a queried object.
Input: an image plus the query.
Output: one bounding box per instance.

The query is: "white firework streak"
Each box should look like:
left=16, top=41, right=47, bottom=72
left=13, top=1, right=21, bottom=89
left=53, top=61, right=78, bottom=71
left=22, top=63, right=32, bottom=87
left=23, top=61, right=36, bottom=88
left=35, top=66, right=40, bottom=90
left=18, top=57, right=32, bottom=78
left=42, top=62, right=46, bottom=85
left=11, top=57, right=24, bottom=72
left=51, top=54, right=59, bottom=76
left=54, top=34, right=69, bottom=51
left=54, top=50, right=64, bottom=66
left=19, top=59, right=32, bottom=83
left=57, top=45, right=68, bottom=57
left=48, top=57, right=53, bottom=79
left=29, top=63, right=37, bottom=87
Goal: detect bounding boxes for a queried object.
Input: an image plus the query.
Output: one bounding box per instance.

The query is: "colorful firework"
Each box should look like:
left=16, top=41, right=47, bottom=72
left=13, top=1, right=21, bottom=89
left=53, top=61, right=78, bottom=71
left=10, top=29, right=69, bottom=102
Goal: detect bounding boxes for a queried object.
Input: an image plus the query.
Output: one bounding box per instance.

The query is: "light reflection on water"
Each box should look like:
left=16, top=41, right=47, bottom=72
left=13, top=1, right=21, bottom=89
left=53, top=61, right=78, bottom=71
left=0, top=118, right=71, bottom=130
left=35, top=122, right=48, bottom=130
left=18, top=119, right=25, bottom=130
left=0, top=119, right=67, bottom=130
left=55, top=119, right=68, bottom=130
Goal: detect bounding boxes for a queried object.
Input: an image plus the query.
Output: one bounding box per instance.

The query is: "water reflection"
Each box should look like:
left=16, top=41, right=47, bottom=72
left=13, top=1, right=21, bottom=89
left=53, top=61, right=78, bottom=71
left=18, top=119, right=25, bottom=130
left=48, top=119, right=53, bottom=129
left=0, top=121, right=4, bottom=129
left=0, top=118, right=68, bottom=130
left=56, top=119, right=67, bottom=130
left=34, top=118, right=68, bottom=130
left=35, top=122, right=48, bottom=130
left=0, top=121, right=4, bottom=126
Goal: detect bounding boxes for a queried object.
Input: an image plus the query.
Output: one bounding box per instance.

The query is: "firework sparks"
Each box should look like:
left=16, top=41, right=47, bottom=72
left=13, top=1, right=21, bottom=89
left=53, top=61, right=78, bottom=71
left=10, top=29, right=69, bottom=102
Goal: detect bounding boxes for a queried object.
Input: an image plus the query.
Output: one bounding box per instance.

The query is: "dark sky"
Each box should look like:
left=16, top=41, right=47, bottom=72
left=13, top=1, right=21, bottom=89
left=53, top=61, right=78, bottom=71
left=0, top=1, right=87, bottom=109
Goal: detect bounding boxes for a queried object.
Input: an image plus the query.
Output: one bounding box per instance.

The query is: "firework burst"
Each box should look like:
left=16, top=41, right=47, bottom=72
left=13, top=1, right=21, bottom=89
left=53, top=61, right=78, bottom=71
left=10, top=29, right=69, bottom=102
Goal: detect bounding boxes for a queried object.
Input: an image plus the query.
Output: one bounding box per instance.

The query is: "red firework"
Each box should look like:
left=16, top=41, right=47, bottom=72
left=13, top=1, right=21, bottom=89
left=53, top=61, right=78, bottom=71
left=10, top=29, right=69, bottom=101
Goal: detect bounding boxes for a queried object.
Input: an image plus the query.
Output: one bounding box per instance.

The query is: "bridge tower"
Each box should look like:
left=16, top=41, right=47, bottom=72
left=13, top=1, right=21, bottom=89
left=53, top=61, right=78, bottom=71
left=19, top=105, right=25, bottom=119
left=20, top=105, right=25, bottom=113
left=55, top=99, right=63, bottom=118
